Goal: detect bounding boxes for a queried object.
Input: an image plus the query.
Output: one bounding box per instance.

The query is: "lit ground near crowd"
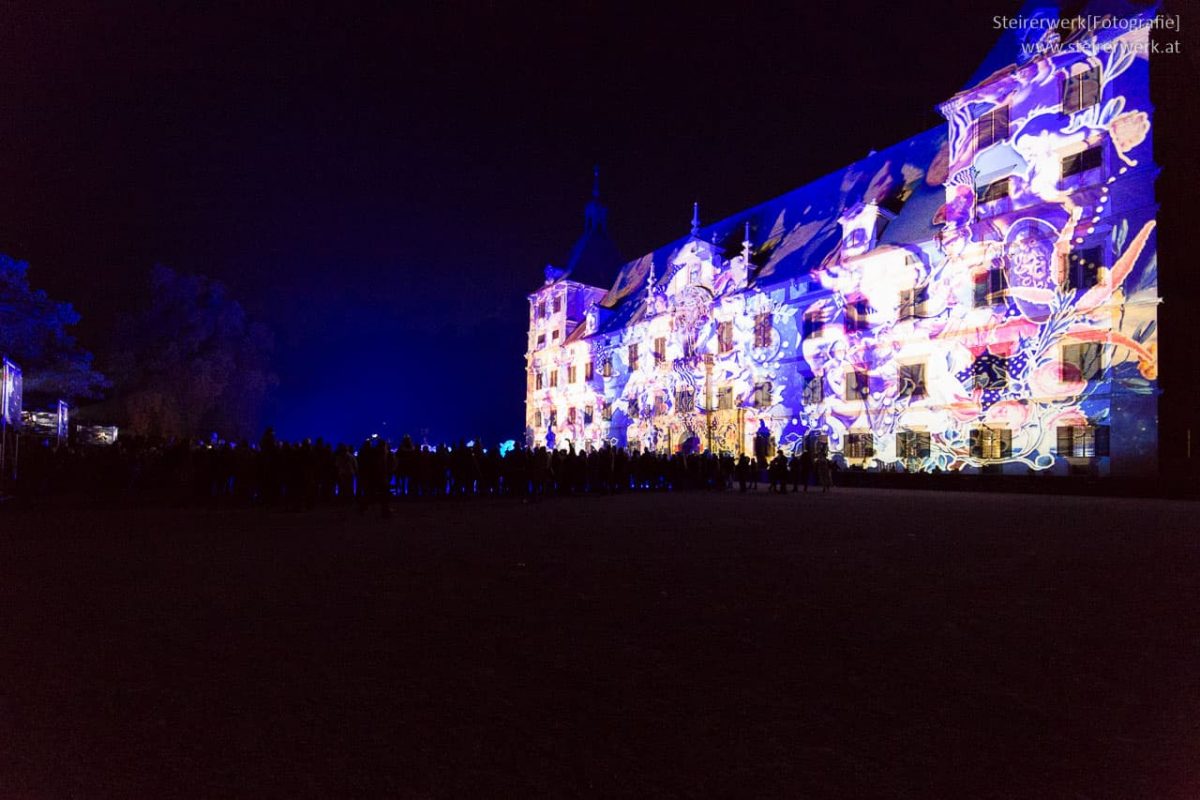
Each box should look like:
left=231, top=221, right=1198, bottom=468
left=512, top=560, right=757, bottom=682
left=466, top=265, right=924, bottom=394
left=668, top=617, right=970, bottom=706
left=1, top=489, right=1197, bottom=798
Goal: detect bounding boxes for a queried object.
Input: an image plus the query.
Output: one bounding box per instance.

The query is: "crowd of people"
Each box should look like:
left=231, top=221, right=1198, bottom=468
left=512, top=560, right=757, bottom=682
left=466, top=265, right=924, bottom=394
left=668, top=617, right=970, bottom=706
left=10, top=427, right=836, bottom=508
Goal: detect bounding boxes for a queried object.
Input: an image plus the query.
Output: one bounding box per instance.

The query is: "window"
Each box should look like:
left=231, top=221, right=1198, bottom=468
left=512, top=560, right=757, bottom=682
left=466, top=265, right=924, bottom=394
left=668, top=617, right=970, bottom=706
left=537, top=333, right=546, bottom=348
left=676, top=389, right=694, bottom=413
left=1062, top=145, right=1102, bottom=179
left=552, top=329, right=560, bottom=341
left=549, top=370, right=558, bottom=388
left=753, top=381, right=772, bottom=409
left=548, top=409, right=558, bottom=427
left=803, top=311, right=825, bottom=339
left=534, top=411, right=543, bottom=428
left=802, top=378, right=824, bottom=405
left=974, top=267, right=1007, bottom=307
left=585, top=361, right=594, bottom=381
left=717, top=385, right=733, bottom=410
left=976, top=178, right=1010, bottom=205
left=718, top=321, right=734, bottom=353
left=1057, top=424, right=1110, bottom=458
left=846, top=299, right=870, bottom=332
left=898, top=363, right=926, bottom=400
left=682, top=338, right=694, bottom=358
left=567, top=406, right=576, bottom=425
left=553, top=296, right=562, bottom=313
left=975, top=105, right=1009, bottom=151
left=845, top=369, right=869, bottom=401
left=753, top=312, right=773, bottom=347
left=653, top=337, right=667, bottom=365
left=970, top=427, right=1012, bottom=459
left=1062, top=342, right=1103, bottom=382
left=653, top=393, right=667, bottom=415
left=628, top=343, right=638, bottom=371
left=536, top=301, right=546, bottom=318
left=567, top=365, right=577, bottom=384
left=536, top=371, right=544, bottom=390
left=1066, top=246, right=1102, bottom=291
left=845, top=432, right=874, bottom=459
left=601, top=403, right=613, bottom=422
left=602, top=355, right=613, bottom=378
left=628, top=398, right=639, bottom=417
left=899, top=285, right=928, bottom=321
left=584, top=406, right=594, bottom=425
left=1063, top=64, right=1101, bottom=114
left=897, top=429, right=931, bottom=459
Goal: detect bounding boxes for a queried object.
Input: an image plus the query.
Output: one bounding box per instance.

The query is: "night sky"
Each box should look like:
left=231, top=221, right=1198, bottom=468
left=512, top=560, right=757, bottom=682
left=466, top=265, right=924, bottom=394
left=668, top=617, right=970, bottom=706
left=1, top=1, right=1026, bottom=446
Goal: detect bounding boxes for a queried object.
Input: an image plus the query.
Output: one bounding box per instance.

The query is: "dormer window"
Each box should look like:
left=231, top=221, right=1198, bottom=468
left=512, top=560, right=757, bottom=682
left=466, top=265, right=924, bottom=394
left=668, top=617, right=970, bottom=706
left=975, top=105, right=1009, bottom=151
left=1063, top=64, right=1101, bottom=114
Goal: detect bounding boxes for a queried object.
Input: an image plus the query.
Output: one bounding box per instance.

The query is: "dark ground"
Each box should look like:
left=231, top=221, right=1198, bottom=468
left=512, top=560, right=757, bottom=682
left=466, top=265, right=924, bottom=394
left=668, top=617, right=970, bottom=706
left=1, top=488, right=1198, bottom=798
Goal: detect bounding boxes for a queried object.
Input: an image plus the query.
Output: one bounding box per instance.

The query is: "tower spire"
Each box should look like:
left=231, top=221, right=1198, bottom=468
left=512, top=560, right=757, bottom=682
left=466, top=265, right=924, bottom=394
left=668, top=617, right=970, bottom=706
left=742, top=220, right=752, bottom=262
left=583, top=165, right=608, bottom=235
left=691, top=201, right=700, bottom=238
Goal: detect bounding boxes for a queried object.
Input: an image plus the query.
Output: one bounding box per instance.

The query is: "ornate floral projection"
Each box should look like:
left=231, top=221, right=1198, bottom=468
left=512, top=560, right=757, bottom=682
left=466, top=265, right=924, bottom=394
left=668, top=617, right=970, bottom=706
left=525, top=5, right=1159, bottom=476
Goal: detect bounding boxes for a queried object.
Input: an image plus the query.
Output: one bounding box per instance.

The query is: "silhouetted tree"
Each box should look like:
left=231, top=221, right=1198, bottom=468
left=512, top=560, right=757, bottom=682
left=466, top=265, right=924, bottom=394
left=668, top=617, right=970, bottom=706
left=111, top=266, right=275, bottom=440
left=0, top=254, right=107, bottom=399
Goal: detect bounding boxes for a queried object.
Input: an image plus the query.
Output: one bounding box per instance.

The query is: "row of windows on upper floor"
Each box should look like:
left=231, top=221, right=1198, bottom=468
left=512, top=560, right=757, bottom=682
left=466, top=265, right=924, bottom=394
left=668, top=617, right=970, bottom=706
left=533, top=295, right=563, bottom=320
left=973, top=64, right=1101, bottom=154
left=533, top=342, right=1103, bottom=416
left=974, top=142, right=1106, bottom=213
left=533, top=246, right=1110, bottom=356
left=533, top=382, right=773, bottom=428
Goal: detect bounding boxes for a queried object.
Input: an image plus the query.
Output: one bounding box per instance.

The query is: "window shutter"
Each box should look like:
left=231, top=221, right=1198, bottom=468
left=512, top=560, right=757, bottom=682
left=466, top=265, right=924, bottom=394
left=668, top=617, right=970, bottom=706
left=1095, top=425, right=1110, bottom=457
left=864, top=435, right=875, bottom=458
left=970, top=428, right=982, bottom=458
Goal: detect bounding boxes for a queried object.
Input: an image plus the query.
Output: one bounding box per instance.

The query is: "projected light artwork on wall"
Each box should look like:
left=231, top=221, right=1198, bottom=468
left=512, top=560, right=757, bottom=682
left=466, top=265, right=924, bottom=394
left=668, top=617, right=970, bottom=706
left=525, top=6, right=1159, bottom=477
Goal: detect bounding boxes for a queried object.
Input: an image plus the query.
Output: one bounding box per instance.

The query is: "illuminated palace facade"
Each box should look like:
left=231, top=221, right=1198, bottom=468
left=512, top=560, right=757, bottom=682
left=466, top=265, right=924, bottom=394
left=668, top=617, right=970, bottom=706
left=525, top=3, right=1160, bottom=476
